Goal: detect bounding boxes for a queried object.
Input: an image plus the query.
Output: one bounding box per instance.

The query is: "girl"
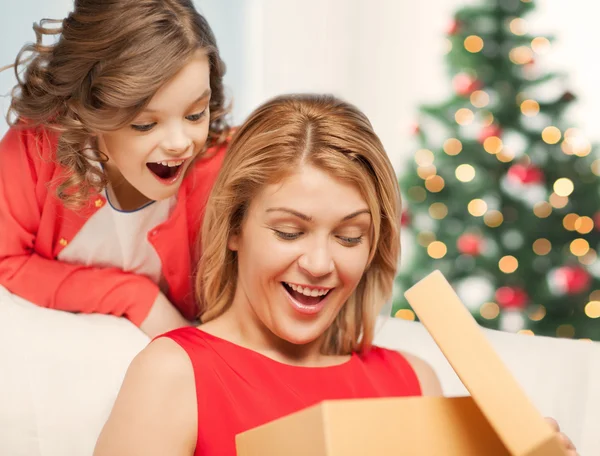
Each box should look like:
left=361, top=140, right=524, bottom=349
left=93, top=94, right=577, bottom=455
left=0, top=0, right=231, bottom=337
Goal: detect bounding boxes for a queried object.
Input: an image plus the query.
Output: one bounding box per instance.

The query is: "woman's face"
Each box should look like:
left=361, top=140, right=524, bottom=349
left=97, top=51, right=211, bottom=208
left=228, top=164, right=373, bottom=348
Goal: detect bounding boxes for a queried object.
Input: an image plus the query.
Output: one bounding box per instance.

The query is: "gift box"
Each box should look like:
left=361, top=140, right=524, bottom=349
left=236, top=270, right=566, bottom=455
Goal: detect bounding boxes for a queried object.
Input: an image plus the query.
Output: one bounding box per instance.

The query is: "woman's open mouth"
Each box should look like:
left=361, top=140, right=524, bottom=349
left=282, top=282, right=333, bottom=315
left=146, top=159, right=188, bottom=185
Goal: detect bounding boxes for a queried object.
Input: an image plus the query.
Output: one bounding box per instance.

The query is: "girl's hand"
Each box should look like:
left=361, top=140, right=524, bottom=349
left=139, top=292, right=191, bottom=338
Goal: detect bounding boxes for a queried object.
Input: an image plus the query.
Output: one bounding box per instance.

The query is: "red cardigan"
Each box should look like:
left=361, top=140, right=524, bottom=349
left=0, top=126, right=226, bottom=326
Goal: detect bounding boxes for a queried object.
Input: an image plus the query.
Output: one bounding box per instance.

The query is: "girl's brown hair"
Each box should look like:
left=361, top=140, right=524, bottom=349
left=5, top=0, right=230, bottom=208
left=198, top=94, right=401, bottom=356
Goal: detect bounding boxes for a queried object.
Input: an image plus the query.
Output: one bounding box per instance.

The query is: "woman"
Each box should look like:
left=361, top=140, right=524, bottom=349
left=94, top=94, right=577, bottom=455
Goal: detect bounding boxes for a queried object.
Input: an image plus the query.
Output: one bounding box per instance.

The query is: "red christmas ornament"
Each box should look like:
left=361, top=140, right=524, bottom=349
left=495, top=286, right=528, bottom=310
left=400, top=209, right=411, bottom=226
left=478, top=124, right=503, bottom=143
left=506, top=163, right=544, bottom=185
left=410, top=123, right=420, bottom=135
left=561, top=91, right=576, bottom=103
left=453, top=73, right=482, bottom=97
left=593, top=212, right=600, bottom=231
left=457, top=233, right=483, bottom=256
left=552, top=266, right=591, bottom=295
left=447, top=19, right=461, bottom=35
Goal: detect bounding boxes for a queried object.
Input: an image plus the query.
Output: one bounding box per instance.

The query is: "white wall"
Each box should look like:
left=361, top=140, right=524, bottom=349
left=2, top=0, right=600, bottom=173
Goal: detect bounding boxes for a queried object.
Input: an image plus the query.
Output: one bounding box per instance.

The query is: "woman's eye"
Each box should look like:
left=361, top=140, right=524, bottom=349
left=186, top=109, right=207, bottom=122
left=130, top=122, right=156, bottom=132
left=338, top=235, right=363, bottom=246
left=273, top=230, right=302, bottom=241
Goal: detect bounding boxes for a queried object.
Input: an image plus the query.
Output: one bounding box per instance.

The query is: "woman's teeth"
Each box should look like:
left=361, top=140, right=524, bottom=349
left=285, top=283, right=330, bottom=297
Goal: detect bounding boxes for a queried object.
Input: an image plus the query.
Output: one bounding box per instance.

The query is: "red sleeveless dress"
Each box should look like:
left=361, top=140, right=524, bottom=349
left=159, top=327, right=422, bottom=456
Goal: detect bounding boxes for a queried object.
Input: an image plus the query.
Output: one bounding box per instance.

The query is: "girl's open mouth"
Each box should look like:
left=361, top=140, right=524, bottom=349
left=146, top=159, right=187, bottom=184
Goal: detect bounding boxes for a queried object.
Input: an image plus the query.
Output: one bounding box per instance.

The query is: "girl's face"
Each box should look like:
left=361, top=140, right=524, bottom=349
left=228, top=164, right=373, bottom=350
left=97, top=51, right=211, bottom=209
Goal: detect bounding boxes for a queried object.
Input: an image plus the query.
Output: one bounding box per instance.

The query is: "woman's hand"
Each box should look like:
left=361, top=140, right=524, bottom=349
left=545, top=417, right=577, bottom=456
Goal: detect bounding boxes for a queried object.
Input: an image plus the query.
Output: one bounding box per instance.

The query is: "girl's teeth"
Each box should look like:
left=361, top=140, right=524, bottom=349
left=157, top=160, right=184, bottom=167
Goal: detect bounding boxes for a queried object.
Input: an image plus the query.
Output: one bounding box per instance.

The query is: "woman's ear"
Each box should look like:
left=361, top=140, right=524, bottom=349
left=228, top=232, right=239, bottom=251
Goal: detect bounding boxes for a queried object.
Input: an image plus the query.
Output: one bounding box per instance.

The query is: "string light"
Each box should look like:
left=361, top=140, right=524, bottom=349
left=444, top=38, right=453, bottom=55
left=483, top=136, right=503, bottom=154
left=407, top=186, right=426, bottom=202
left=531, top=37, right=551, bottom=54
left=520, top=99, right=540, bottom=116
left=395, top=309, right=416, bottom=321
left=527, top=305, right=546, bottom=321
left=499, top=255, right=519, bottom=273
left=415, top=149, right=435, bottom=166
left=533, top=202, right=552, bottom=218
left=579, top=249, right=597, bottom=266
left=562, top=213, right=579, bottom=231
left=509, top=46, right=533, bottom=65
left=444, top=138, right=463, bottom=156
left=518, top=330, right=535, bottom=336
left=427, top=241, right=447, bottom=259
left=585, top=301, right=600, bottom=319
left=563, top=129, right=592, bottom=157
left=532, top=238, right=551, bottom=255
left=591, top=159, right=600, bottom=176
left=484, top=210, right=504, bottom=227
left=575, top=216, right=594, bottom=234
left=468, top=199, right=487, bottom=216
left=480, top=111, right=495, bottom=127
left=464, top=35, right=484, bottom=53
left=570, top=238, right=590, bottom=257
left=417, top=231, right=436, bottom=247
left=549, top=193, right=569, bottom=209
left=509, top=18, right=528, bottom=36
left=470, top=90, right=490, bottom=108
left=496, top=148, right=515, bottom=163
left=480, top=302, right=500, bottom=320
left=417, top=164, right=437, bottom=179
left=455, top=164, right=476, bottom=182
left=455, top=108, right=475, bottom=125
left=542, top=126, right=562, bottom=144
left=425, top=175, right=445, bottom=192
left=553, top=178, right=574, bottom=197
left=556, top=324, right=575, bottom=338
left=429, top=202, right=448, bottom=220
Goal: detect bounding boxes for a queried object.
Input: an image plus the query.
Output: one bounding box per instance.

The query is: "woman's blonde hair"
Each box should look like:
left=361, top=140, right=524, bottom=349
left=198, top=94, right=401, bottom=355
left=5, top=0, right=230, bottom=208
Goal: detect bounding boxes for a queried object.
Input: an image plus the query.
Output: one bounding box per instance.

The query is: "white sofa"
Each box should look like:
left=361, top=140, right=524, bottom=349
left=1, top=285, right=598, bottom=455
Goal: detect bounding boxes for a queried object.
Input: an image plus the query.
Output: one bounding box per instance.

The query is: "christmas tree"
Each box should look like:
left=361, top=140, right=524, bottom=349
left=393, top=0, right=600, bottom=341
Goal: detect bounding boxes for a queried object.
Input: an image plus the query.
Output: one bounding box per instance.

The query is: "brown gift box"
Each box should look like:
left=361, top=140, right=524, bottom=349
left=236, top=270, right=567, bottom=455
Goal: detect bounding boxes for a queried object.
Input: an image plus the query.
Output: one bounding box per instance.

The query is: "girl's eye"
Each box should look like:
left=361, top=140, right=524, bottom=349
left=338, top=235, right=363, bottom=246
left=273, top=230, right=302, bottom=241
left=130, top=122, right=156, bottom=132
left=186, top=109, right=207, bottom=122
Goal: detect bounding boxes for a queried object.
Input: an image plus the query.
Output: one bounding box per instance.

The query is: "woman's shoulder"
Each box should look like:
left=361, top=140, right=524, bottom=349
left=123, top=336, right=197, bottom=409
left=397, top=351, right=443, bottom=397
left=361, top=346, right=443, bottom=397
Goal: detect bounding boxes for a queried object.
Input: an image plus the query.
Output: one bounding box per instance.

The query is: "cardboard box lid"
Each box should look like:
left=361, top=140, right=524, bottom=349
left=403, top=270, right=566, bottom=456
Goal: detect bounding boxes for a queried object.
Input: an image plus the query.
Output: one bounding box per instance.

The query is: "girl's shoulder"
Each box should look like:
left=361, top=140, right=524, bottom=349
left=1, top=123, right=59, bottom=163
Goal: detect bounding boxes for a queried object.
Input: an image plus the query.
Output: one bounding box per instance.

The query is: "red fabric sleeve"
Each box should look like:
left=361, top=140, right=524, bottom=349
left=0, top=126, right=159, bottom=326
